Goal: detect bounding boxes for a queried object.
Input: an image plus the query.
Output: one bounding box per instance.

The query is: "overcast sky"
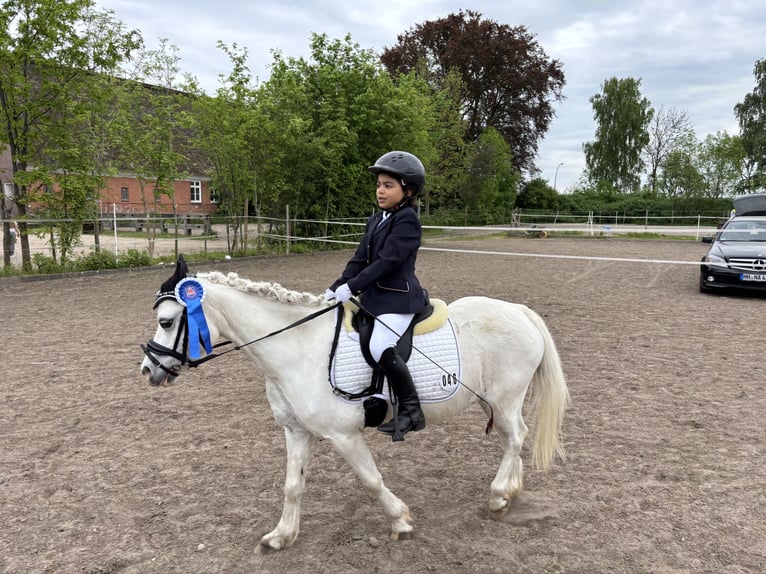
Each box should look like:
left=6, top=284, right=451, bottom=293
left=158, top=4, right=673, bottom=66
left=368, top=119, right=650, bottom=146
left=96, top=0, right=762, bottom=191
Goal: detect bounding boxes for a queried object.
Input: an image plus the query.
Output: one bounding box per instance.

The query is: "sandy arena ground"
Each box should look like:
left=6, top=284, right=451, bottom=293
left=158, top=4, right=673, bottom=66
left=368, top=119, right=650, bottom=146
left=1, top=235, right=764, bottom=573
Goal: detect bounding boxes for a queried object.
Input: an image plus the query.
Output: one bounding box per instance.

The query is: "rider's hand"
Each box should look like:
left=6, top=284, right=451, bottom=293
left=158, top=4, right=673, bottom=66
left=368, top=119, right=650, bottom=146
left=334, top=283, right=353, bottom=304
left=324, top=288, right=335, bottom=302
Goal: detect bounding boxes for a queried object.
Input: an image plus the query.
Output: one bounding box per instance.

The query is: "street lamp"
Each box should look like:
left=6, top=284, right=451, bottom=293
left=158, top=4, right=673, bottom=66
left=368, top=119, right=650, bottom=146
left=553, top=162, right=564, bottom=191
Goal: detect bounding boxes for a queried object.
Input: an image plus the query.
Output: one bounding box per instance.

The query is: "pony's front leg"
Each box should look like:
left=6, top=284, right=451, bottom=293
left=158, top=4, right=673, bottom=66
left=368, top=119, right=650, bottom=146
left=258, top=425, right=312, bottom=554
left=330, top=432, right=413, bottom=540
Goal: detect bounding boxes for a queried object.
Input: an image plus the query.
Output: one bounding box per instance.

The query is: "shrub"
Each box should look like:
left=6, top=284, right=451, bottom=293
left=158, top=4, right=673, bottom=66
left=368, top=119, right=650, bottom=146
left=73, top=249, right=118, bottom=271
left=32, top=253, right=65, bottom=274
left=119, top=248, right=151, bottom=268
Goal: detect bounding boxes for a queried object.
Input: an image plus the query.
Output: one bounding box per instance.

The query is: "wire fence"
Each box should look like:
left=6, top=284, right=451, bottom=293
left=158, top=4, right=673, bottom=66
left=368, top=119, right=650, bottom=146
left=2, top=209, right=722, bottom=270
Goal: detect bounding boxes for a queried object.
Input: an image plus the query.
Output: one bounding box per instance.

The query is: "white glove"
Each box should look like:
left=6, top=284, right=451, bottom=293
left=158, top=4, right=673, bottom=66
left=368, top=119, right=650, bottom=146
left=324, top=288, right=335, bottom=303
left=334, top=283, right=353, bottom=304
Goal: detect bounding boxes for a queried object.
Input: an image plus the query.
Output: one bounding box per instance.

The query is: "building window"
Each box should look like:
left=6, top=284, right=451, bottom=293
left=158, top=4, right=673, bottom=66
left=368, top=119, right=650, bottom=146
left=190, top=180, right=202, bottom=203
left=210, top=186, right=219, bottom=203
left=3, top=182, right=14, bottom=198
left=121, top=187, right=129, bottom=202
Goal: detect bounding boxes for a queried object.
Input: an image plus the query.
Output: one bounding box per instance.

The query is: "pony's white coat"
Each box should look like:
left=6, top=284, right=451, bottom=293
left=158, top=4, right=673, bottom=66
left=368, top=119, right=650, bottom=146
left=140, top=271, right=569, bottom=553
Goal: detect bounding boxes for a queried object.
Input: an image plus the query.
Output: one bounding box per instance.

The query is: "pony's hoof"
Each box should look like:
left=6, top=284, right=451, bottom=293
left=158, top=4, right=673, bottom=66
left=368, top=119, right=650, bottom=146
left=256, top=540, right=281, bottom=555
left=390, top=530, right=414, bottom=541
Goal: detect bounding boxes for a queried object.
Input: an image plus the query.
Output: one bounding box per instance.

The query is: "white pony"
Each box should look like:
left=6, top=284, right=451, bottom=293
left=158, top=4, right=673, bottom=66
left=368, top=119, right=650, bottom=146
left=140, top=257, right=569, bottom=553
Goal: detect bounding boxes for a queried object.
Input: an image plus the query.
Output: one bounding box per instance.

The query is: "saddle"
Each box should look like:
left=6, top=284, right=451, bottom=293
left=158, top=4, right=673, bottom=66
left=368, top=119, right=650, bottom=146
left=328, top=293, right=452, bottom=416
left=342, top=295, right=448, bottom=367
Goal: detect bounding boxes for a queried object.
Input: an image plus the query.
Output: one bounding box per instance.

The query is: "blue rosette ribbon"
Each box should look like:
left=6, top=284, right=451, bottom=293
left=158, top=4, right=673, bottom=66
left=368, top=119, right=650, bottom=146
left=175, top=278, right=213, bottom=359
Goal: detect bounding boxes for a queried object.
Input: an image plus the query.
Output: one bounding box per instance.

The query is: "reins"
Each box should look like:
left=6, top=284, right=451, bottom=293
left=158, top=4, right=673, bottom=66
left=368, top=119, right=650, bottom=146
left=196, top=302, right=340, bottom=364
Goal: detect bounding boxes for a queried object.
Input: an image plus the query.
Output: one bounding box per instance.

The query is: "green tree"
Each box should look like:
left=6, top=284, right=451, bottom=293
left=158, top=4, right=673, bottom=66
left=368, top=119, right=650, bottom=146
left=516, top=178, right=559, bottom=210
left=0, top=0, right=135, bottom=270
left=643, top=106, right=695, bottom=196
left=30, top=7, right=141, bottom=262
left=421, top=70, right=469, bottom=216
left=117, top=38, right=187, bottom=257
left=381, top=9, right=565, bottom=174
left=697, top=132, right=749, bottom=198
left=187, top=42, right=266, bottom=253
left=659, top=149, right=704, bottom=198
left=584, top=77, right=654, bottom=195
left=256, top=33, right=437, bottom=220
left=459, top=128, right=518, bottom=223
left=734, top=58, right=766, bottom=191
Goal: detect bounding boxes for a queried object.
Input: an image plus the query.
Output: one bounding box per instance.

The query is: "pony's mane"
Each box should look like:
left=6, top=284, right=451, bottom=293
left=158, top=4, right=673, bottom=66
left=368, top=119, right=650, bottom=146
left=198, top=271, right=326, bottom=307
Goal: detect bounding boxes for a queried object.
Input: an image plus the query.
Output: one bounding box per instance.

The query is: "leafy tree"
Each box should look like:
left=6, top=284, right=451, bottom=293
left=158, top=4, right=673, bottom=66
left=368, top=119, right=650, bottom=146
left=697, top=132, right=750, bottom=198
left=734, top=58, right=766, bottom=191
left=421, top=70, right=469, bottom=216
left=117, top=38, right=187, bottom=257
left=187, top=42, right=265, bottom=253
left=381, top=9, right=565, bottom=174
left=459, top=128, right=518, bottom=222
left=256, top=33, right=437, bottom=221
left=659, top=149, right=704, bottom=198
left=584, top=77, right=654, bottom=195
left=643, top=106, right=695, bottom=195
left=516, top=177, right=559, bottom=210
left=30, top=7, right=141, bottom=262
left=0, top=0, right=135, bottom=270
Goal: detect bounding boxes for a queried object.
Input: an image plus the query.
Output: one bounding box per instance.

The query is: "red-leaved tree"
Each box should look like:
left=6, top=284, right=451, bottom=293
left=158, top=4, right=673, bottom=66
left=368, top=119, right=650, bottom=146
left=381, top=10, right=565, bottom=174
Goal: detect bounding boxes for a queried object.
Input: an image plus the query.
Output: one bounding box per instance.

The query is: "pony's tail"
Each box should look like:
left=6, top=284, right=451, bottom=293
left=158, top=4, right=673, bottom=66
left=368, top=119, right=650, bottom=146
left=522, top=306, right=570, bottom=471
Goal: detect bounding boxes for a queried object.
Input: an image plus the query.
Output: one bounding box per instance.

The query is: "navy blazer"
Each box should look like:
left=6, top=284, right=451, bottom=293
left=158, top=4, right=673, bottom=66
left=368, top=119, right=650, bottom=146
left=330, top=206, right=428, bottom=316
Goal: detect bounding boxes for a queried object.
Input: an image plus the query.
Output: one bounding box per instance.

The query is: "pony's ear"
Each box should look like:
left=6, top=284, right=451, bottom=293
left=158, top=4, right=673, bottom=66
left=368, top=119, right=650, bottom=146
left=158, top=255, right=190, bottom=296
left=176, top=254, right=189, bottom=276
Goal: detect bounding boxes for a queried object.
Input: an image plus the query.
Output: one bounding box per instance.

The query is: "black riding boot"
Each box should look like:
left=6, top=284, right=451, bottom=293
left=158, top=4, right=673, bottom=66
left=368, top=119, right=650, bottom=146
left=376, top=347, right=425, bottom=441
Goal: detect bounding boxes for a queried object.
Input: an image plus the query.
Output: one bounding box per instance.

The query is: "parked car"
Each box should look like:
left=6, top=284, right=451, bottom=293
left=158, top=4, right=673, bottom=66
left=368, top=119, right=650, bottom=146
left=700, top=215, right=766, bottom=293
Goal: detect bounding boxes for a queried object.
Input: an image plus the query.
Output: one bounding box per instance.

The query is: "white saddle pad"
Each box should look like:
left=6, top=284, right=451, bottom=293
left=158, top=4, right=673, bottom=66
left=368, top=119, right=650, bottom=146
left=330, top=318, right=462, bottom=403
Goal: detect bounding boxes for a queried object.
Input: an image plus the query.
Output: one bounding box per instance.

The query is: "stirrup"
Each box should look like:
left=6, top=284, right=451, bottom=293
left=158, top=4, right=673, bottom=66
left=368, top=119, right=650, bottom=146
left=377, top=410, right=425, bottom=438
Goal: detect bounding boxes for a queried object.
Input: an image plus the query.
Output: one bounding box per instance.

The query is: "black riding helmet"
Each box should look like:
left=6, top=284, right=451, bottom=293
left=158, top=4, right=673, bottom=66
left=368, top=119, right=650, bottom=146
left=368, top=151, right=426, bottom=195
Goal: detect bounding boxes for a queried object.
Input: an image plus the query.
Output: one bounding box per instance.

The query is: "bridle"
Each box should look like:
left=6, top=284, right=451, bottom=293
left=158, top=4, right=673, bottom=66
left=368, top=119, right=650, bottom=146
left=140, top=292, right=229, bottom=378
left=141, top=289, right=338, bottom=377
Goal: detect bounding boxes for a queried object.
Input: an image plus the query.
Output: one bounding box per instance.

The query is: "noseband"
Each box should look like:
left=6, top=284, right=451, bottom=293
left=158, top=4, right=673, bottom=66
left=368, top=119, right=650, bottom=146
left=140, top=302, right=190, bottom=378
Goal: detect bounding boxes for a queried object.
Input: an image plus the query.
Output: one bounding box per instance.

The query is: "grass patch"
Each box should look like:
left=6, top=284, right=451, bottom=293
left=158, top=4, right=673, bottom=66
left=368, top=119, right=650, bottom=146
left=622, top=232, right=697, bottom=241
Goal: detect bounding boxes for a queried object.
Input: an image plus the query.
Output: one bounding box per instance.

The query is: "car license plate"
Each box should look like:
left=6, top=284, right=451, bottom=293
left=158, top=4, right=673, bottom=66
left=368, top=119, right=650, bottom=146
left=740, top=273, right=766, bottom=282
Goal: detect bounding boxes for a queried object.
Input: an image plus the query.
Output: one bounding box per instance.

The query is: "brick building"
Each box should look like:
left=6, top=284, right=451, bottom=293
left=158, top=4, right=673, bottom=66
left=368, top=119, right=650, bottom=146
left=1, top=143, right=219, bottom=219
left=100, top=172, right=217, bottom=217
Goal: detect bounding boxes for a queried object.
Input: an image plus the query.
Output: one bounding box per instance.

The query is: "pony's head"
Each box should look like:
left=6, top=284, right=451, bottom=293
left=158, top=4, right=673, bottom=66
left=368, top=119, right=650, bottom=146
left=140, top=255, right=201, bottom=386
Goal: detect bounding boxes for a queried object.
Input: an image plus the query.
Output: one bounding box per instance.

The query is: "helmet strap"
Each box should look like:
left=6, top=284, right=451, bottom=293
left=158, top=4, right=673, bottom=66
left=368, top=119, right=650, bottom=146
left=387, top=195, right=411, bottom=213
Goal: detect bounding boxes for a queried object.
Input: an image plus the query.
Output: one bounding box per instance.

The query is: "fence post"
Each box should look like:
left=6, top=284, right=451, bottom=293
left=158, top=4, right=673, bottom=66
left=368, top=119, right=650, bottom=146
left=286, top=204, right=290, bottom=255
left=112, top=203, right=118, bottom=257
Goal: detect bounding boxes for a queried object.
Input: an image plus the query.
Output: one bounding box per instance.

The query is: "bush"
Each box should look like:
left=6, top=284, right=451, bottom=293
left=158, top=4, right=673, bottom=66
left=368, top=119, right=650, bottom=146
left=73, top=249, right=118, bottom=271
left=119, top=248, right=151, bottom=268
left=32, top=253, right=65, bottom=274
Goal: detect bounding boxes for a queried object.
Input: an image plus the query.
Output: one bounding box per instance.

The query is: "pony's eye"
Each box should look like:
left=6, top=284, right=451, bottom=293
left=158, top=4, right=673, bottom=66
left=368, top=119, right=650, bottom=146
left=159, top=318, right=173, bottom=329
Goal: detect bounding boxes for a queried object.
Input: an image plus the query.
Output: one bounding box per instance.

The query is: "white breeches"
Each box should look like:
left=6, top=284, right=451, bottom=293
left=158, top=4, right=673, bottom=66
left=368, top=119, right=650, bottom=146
left=369, top=313, right=415, bottom=363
